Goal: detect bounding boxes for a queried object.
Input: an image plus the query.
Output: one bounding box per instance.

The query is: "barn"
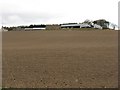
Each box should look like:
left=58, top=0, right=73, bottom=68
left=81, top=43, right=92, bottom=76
left=93, top=19, right=109, bottom=29
left=2, top=27, right=8, bottom=32
left=60, top=23, right=91, bottom=29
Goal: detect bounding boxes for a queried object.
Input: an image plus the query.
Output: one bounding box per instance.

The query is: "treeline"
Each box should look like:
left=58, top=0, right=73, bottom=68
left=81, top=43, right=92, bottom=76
left=3, top=26, right=17, bottom=31
left=20, top=24, right=46, bottom=28
left=2, top=19, right=118, bottom=31
left=2, top=24, right=46, bottom=31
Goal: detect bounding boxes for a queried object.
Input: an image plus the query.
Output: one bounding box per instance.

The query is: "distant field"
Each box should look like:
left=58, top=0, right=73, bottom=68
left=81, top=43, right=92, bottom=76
left=2, top=30, right=118, bottom=88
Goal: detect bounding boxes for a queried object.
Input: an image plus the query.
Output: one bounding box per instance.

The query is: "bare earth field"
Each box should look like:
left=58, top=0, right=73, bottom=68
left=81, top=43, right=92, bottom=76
left=2, top=30, right=118, bottom=88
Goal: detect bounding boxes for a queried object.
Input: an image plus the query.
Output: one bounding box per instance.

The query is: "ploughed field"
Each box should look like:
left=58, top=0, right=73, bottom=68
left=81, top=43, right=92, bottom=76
left=2, top=30, right=118, bottom=88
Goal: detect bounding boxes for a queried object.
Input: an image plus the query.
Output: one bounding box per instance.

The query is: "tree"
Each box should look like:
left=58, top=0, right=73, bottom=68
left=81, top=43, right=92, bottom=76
left=83, top=19, right=93, bottom=27
left=110, top=23, right=117, bottom=30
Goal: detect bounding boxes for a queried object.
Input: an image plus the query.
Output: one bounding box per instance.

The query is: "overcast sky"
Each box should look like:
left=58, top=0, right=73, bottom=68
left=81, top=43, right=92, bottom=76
left=0, top=0, right=119, bottom=27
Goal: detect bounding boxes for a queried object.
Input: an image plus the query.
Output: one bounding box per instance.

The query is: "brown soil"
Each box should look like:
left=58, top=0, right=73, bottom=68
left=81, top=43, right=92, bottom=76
left=2, top=30, right=118, bottom=88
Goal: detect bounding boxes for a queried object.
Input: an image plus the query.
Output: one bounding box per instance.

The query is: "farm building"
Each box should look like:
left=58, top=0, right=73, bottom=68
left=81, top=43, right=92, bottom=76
left=93, top=24, right=103, bottom=29
left=46, top=24, right=61, bottom=30
left=60, top=23, right=91, bottom=28
left=2, top=28, right=8, bottom=32
left=2, top=27, right=8, bottom=32
left=93, top=19, right=109, bottom=29
left=24, top=27, right=46, bottom=31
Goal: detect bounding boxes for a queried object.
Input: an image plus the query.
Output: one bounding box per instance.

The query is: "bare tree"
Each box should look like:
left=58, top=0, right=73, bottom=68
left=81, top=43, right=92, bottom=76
left=110, top=23, right=117, bottom=30
left=83, top=19, right=93, bottom=27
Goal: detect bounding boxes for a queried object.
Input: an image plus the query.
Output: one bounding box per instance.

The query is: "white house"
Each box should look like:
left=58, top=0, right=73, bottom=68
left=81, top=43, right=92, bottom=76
left=93, top=24, right=103, bottom=29
left=2, top=28, right=8, bottom=32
